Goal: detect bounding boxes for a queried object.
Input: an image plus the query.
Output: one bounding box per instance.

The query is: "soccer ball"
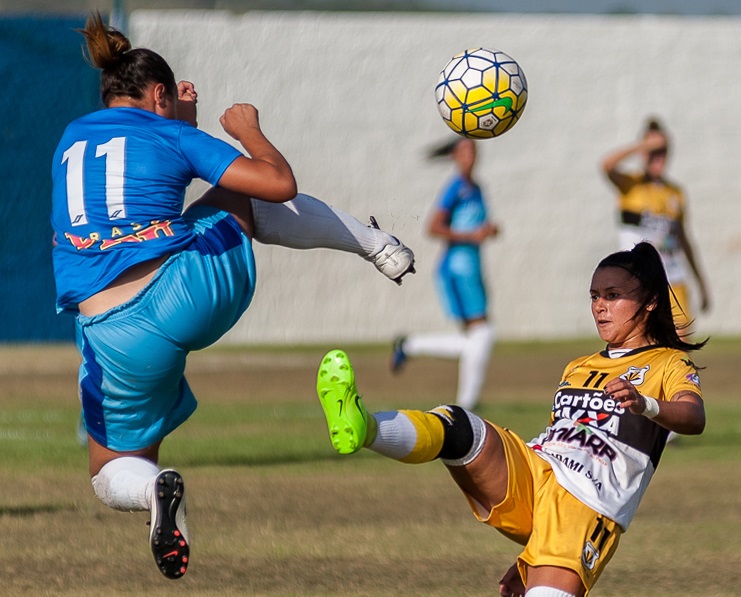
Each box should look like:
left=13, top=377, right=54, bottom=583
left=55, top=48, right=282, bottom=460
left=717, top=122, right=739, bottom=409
left=435, top=48, right=528, bottom=139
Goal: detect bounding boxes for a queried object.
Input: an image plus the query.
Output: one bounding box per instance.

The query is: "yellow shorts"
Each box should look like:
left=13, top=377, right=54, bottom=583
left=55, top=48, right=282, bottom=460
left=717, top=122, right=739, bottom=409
left=461, top=424, right=622, bottom=595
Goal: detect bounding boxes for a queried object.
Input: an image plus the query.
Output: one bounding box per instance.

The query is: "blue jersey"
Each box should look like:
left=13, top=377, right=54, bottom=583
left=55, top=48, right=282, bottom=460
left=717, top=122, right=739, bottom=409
left=434, top=175, right=490, bottom=321
left=51, top=107, right=241, bottom=312
left=438, top=175, right=488, bottom=234
left=437, top=175, right=488, bottom=259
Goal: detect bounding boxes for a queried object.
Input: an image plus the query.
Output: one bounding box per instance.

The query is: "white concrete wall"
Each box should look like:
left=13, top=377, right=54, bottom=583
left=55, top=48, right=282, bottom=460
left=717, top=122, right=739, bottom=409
left=130, top=11, right=741, bottom=344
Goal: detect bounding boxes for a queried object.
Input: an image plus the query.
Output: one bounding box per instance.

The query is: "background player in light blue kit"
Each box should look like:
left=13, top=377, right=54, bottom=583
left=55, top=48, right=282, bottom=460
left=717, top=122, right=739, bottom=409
left=391, top=137, right=499, bottom=410
left=51, top=12, right=414, bottom=580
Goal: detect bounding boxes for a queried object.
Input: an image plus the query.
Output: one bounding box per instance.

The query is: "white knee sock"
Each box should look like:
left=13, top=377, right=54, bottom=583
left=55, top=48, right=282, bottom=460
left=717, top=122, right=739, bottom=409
left=91, top=456, right=160, bottom=512
left=368, top=408, right=487, bottom=467
left=403, top=323, right=494, bottom=409
left=367, top=411, right=419, bottom=460
left=404, top=332, right=467, bottom=359
left=456, top=322, right=495, bottom=410
left=250, top=194, right=392, bottom=257
left=525, top=587, right=576, bottom=597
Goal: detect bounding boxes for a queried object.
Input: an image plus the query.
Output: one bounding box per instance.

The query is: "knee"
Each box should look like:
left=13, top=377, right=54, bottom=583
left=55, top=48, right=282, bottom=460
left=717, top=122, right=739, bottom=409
left=91, top=465, right=127, bottom=511
left=90, top=457, right=159, bottom=512
left=429, top=404, right=486, bottom=463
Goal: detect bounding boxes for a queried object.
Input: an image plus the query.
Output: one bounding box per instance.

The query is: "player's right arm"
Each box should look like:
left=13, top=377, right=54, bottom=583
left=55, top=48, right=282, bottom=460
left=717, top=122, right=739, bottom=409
left=601, top=142, right=642, bottom=192
left=176, top=80, right=198, bottom=127
left=600, top=133, right=667, bottom=193
left=217, top=103, right=297, bottom=203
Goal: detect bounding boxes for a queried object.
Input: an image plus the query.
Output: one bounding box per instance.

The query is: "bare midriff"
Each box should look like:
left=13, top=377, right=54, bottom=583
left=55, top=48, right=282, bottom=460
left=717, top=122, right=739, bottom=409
left=78, top=255, right=170, bottom=317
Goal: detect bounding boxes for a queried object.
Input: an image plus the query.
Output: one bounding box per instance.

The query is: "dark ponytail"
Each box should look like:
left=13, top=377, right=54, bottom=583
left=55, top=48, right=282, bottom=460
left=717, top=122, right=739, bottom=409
left=427, top=137, right=466, bottom=160
left=79, top=11, right=177, bottom=106
left=597, top=242, right=706, bottom=352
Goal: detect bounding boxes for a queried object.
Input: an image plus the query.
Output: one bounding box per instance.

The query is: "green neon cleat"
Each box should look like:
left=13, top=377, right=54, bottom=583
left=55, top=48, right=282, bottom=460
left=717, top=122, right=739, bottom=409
left=316, top=349, right=368, bottom=455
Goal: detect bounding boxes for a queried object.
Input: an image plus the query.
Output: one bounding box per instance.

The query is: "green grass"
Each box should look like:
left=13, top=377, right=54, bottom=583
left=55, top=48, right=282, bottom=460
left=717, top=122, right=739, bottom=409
left=0, top=340, right=739, bottom=595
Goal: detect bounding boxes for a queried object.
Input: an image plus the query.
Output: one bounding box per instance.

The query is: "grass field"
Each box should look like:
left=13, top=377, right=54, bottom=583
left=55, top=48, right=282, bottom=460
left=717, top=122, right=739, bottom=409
left=0, top=339, right=739, bottom=596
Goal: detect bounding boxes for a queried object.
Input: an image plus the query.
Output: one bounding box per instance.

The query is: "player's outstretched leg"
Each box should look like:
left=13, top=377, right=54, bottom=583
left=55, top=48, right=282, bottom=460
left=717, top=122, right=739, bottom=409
left=250, top=195, right=415, bottom=284
left=316, top=351, right=487, bottom=467
left=316, top=349, right=370, bottom=454
left=149, top=469, right=189, bottom=579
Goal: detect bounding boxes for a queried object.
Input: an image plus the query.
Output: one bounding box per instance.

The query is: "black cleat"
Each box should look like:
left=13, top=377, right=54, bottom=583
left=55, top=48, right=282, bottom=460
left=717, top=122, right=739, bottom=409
left=149, top=469, right=189, bottom=579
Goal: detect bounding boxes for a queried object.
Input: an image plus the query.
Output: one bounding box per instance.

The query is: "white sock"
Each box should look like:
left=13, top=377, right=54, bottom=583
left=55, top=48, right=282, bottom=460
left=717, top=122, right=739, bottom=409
left=91, top=456, right=160, bottom=512
left=250, top=193, right=393, bottom=257
left=367, top=411, right=418, bottom=460
left=525, top=588, right=576, bottom=597
left=456, top=322, right=495, bottom=410
left=404, top=332, right=467, bottom=359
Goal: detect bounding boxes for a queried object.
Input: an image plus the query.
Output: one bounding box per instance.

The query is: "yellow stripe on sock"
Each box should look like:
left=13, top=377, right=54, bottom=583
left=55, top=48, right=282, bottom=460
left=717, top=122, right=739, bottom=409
left=398, top=409, right=446, bottom=464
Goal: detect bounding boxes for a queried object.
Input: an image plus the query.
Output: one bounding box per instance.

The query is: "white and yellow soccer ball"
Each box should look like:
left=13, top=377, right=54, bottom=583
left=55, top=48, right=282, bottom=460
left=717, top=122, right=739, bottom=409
left=435, top=47, right=528, bottom=139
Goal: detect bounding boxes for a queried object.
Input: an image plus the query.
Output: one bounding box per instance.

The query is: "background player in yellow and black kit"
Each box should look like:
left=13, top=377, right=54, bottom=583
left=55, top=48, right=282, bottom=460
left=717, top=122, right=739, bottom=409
left=316, top=242, right=706, bottom=597
left=601, top=118, right=710, bottom=331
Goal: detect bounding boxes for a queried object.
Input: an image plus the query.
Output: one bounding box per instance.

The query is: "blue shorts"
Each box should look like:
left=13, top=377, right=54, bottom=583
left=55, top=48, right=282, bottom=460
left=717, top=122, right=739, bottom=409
left=436, top=247, right=488, bottom=322
left=76, top=207, right=256, bottom=452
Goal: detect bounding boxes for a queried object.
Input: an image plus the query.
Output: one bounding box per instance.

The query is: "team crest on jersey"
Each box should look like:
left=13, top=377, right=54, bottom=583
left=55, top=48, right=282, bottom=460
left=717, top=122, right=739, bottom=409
left=619, top=365, right=650, bottom=386
left=582, top=541, right=600, bottom=570
left=681, top=359, right=701, bottom=387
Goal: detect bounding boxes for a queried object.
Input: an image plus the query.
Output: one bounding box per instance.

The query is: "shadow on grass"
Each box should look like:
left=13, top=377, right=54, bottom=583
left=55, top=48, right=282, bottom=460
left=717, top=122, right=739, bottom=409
left=0, top=503, right=76, bottom=517
left=178, top=448, right=362, bottom=468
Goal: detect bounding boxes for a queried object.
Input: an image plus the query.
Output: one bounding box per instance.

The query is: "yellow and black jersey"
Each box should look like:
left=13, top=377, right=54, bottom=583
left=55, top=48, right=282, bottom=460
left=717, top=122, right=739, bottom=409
left=612, top=173, right=687, bottom=284
left=528, top=346, right=701, bottom=530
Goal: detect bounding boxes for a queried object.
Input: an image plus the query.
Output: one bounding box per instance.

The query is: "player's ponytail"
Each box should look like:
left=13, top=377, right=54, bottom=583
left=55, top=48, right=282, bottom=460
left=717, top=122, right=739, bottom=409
left=597, top=242, right=707, bottom=352
left=427, top=138, right=463, bottom=160
left=645, top=117, right=664, bottom=134
left=79, top=11, right=130, bottom=71
left=79, top=11, right=177, bottom=107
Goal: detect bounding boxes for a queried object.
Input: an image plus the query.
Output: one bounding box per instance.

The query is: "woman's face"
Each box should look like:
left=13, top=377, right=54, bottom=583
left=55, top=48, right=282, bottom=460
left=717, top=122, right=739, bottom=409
left=453, top=139, right=477, bottom=178
left=642, top=130, right=668, bottom=179
left=590, top=266, right=652, bottom=349
left=645, top=150, right=667, bottom=179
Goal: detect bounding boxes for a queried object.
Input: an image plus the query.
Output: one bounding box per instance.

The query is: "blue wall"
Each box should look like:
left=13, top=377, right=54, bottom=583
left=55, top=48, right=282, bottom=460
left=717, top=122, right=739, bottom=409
left=0, top=16, right=99, bottom=340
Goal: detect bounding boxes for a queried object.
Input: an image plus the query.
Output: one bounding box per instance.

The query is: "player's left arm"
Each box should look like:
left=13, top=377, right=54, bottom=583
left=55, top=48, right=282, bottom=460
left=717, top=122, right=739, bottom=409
left=498, top=562, right=526, bottom=597
left=676, top=214, right=710, bottom=312
left=604, top=377, right=705, bottom=435
left=217, top=103, right=297, bottom=203
left=427, top=209, right=498, bottom=244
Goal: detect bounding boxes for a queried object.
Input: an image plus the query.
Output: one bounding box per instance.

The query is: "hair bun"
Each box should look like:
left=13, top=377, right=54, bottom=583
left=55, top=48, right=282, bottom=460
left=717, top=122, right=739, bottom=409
left=79, top=11, right=132, bottom=70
